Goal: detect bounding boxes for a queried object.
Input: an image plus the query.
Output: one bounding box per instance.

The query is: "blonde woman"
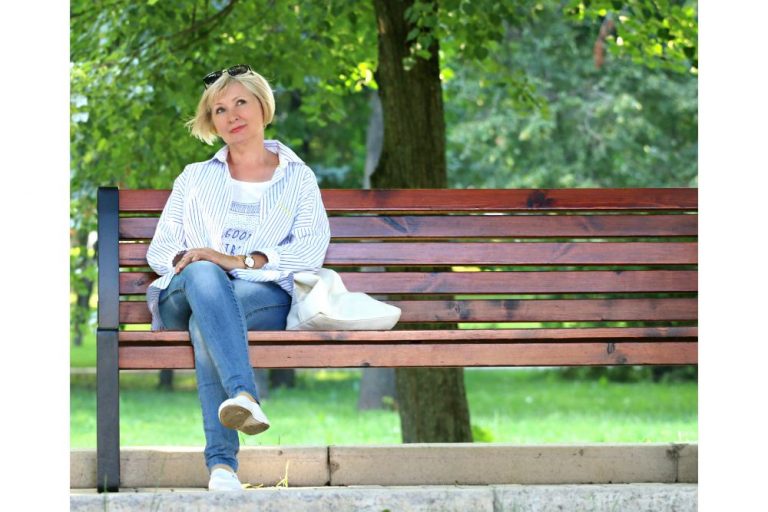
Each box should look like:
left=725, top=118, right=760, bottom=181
left=146, top=65, right=330, bottom=491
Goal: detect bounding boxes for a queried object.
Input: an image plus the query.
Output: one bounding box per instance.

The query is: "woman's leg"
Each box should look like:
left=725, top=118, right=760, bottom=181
left=157, top=261, right=291, bottom=472
left=232, top=279, right=292, bottom=332
left=188, top=313, right=240, bottom=471
left=158, top=261, right=257, bottom=472
left=165, top=261, right=259, bottom=398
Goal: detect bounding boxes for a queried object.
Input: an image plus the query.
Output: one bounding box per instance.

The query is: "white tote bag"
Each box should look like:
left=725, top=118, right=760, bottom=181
left=286, top=268, right=401, bottom=330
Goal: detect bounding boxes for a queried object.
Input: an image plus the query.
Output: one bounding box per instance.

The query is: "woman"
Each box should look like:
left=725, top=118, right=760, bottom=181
left=146, top=65, right=331, bottom=491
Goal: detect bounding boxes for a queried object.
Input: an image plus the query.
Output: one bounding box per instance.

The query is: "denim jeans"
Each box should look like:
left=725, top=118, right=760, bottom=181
left=158, top=260, right=291, bottom=472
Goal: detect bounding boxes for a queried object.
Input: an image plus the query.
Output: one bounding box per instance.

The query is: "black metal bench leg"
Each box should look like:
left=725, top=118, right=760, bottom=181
left=96, top=186, right=121, bottom=492
left=97, top=328, right=120, bottom=492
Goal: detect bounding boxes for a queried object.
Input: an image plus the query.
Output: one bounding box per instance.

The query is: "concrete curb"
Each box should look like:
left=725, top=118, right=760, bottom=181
left=70, top=484, right=698, bottom=512
left=329, top=444, right=696, bottom=485
left=71, top=443, right=697, bottom=489
left=72, top=446, right=328, bottom=489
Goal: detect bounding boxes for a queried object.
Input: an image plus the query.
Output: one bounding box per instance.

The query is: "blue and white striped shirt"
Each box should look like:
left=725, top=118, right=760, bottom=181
left=146, top=140, right=331, bottom=330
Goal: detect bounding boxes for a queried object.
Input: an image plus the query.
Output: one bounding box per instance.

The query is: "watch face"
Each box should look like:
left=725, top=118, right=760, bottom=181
left=245, top=255, right=255, bottom=268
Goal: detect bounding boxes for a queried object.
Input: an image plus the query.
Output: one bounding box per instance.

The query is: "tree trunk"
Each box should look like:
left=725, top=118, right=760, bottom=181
left=269, top=369, right=296, bottom=388
left=396, top=367, right=472, bottom=441
left=71, top=227, right=94, bottom=347
left=358, top=368, right=397, bottom=410
left=254, top=369, right=270, bottom=399
left=158, top=369, right=174, bottom=390
left=372, top=0, right=472, bottom=442
left=371, top=0, right=447, bottom=188
left=363, top=89, right=383, bottom=189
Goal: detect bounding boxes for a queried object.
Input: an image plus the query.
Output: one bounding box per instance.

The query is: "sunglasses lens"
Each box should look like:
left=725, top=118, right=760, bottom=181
left=227, top=64, right=251, bottom=76
left=202, top=65, right=251, bottom=88
left=202, top=71, right=223, bottom=87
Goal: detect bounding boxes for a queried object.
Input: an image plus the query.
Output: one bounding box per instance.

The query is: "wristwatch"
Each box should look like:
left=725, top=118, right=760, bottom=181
left=242, top=254, right=256, bottom=269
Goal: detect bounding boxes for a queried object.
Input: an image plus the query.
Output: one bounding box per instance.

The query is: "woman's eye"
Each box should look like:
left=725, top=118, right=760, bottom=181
left=215, top=107, right=225, bottom=114
left=237, top=99, right=246, bottom=105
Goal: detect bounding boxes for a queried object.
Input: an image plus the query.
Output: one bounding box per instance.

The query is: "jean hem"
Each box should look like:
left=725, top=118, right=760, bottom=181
left=206, top=457, right=239, bottom=474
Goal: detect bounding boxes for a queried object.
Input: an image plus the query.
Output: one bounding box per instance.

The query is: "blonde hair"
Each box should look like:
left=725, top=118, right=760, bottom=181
left=186, top=69, right=276, bottom=145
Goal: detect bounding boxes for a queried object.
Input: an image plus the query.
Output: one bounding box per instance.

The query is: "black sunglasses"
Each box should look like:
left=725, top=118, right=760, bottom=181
left=202, top=64, right=252, bottom=88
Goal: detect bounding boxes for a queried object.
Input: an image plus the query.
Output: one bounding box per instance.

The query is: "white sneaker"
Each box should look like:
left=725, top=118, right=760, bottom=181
left=218, top=394, right=271, bottom=435
left=208, top=468, right=243, bottom=491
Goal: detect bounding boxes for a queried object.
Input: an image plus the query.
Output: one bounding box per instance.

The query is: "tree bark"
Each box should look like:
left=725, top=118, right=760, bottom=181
left=372, top=0, right=472, bottom=442
left=269, top=369, right=296, bottom=388
left=158, top=369, right=174, bottom=390
left=358, top=368, right=397, bottom=410
left=371, top=0, right=447, bottom=189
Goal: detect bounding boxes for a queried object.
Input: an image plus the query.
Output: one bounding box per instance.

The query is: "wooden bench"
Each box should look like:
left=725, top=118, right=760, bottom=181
left=96, top=187, right=698, bottom=491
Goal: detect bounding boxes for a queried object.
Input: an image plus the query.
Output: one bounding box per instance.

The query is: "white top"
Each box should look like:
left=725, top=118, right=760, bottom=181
left=220, top=178, right=274, bottom=256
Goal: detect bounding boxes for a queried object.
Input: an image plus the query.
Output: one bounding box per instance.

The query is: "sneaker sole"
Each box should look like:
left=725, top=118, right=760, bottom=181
left=219, top=404, right=270, bottom=435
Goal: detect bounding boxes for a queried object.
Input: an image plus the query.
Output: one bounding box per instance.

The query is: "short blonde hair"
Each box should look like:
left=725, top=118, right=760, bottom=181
left=186, top=69, right=276, bottom=145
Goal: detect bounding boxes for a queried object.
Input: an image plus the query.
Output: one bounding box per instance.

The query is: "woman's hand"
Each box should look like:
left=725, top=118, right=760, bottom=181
left=174, top=248, right=244, bottom=274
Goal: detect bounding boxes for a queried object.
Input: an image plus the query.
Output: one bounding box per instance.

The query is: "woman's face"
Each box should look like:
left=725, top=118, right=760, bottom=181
left=210, top=81, right=265, bottom=146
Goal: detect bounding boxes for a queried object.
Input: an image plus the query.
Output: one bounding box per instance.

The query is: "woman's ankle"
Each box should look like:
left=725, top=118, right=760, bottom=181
left=236, top=391, right=257, bottom=403
left=211, top=463, right=235, bottom=475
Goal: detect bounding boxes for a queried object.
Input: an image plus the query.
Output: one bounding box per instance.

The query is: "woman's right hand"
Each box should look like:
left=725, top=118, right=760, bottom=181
left=174, top=248, right=242, bottom=274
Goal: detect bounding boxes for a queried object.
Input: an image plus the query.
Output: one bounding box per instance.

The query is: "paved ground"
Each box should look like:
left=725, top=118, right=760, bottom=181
left=70, top=484, right=698, bottom=511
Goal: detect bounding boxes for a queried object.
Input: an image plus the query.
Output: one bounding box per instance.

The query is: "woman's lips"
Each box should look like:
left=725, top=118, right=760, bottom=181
left=231, top=125, right=245, bottom=133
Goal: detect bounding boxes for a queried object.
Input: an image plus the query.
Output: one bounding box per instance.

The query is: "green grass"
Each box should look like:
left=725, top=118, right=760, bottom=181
left=70, top=368, right=697, bottom=448
left=71, top=330, right=97, bottom=368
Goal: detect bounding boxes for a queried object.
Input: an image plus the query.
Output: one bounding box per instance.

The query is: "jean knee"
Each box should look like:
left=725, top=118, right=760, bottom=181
left=181, top=261, right=228, bottom=291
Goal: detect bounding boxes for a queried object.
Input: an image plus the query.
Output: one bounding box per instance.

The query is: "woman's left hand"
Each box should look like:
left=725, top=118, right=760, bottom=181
left=174, top=248, right=243, bottom=274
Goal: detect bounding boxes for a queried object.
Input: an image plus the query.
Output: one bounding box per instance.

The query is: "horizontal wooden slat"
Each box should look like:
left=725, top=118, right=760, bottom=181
left=119, top=214, right=698, bottom=240
left=120, top=270, right=698, bottom=295
left=119, top=327, right=697, bottom=343
left=119, top=298, right=698, bottom=324
left=119, top=242, right=698, bottom=267
left=118, top=342, right=697, bottom=368
left=119, top=189, right=698, bottom=213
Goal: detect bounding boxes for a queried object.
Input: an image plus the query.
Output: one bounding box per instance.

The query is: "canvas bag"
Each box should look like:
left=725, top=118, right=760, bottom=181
left=286, top=268, right=401, bottom=330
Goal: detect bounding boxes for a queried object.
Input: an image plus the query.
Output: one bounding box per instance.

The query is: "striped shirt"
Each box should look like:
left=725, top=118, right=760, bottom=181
left=145, top=140, right=331, bottom=330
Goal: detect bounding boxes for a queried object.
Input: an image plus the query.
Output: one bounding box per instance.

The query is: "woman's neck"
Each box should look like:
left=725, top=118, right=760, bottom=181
left=227, top=138, right=279, bottom=182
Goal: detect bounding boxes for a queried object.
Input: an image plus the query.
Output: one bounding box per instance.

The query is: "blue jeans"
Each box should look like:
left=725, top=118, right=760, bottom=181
left=158, top=261, right=291, bottom=472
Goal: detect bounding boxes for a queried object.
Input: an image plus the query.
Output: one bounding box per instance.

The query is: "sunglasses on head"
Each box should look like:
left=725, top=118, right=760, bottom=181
left=202, top=64, right=252, bottom=88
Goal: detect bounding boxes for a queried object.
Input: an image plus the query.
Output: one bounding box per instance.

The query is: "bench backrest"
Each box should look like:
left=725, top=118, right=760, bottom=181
left=101, top=188, right=697, bottom=338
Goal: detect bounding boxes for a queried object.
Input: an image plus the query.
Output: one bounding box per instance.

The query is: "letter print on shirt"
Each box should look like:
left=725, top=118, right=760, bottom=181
left=221, top=179, right=272, bottom=256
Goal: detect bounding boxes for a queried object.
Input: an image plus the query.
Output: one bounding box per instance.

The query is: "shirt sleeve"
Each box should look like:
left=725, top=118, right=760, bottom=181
left=233, top=167, right=330, bottom=276
left=146, top=169, right=189, bottom=277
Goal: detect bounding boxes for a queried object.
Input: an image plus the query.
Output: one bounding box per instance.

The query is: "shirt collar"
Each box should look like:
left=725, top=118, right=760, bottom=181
left=210, top=140, right=305, bottom=168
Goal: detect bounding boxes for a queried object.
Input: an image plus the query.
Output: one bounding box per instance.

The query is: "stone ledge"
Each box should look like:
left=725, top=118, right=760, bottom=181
left=70, top=484, right=698, bottom=512
left=71, top=446, right=329, bottom=489
left=71, top=443, right=697, bottom=489
left=330, top=443, right=683, bottom=485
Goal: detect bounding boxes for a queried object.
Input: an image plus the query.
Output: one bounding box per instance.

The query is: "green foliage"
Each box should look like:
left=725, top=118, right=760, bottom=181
left=443, top=0, right=697, bottom=188
left=566, top=0, right=698, bottom=73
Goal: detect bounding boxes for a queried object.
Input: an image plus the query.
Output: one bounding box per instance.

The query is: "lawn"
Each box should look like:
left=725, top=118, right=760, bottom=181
left=70, top=368, right=697, bottom=448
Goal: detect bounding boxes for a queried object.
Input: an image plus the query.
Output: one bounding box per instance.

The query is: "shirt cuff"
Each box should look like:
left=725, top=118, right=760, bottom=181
left=253, top=248, right=280, bottom=270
